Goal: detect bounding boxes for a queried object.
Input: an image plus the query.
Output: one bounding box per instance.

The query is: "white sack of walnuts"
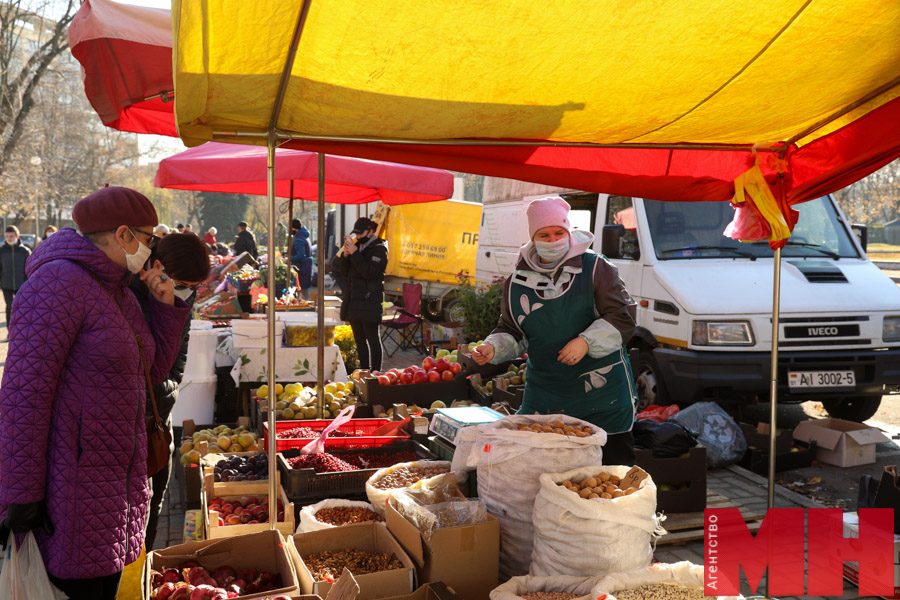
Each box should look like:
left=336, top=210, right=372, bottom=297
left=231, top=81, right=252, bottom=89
left=463, top=414, right=607, bottom=579
left=531, top=465, right=664, bottom=577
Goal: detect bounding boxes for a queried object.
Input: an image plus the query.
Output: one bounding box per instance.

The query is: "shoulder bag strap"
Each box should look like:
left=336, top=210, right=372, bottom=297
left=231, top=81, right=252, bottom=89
left=84, top=270, right=162, bottom=426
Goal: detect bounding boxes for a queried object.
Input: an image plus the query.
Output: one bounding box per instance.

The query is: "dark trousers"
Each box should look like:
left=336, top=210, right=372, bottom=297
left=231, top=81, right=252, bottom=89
left=2, top=288, right=15, bottom=324
left=49, top=570, right=123, bottom=600
left=603, top=430, right=636, bottom=466
left=144, top=458, right=172, bottom=549
left=350, top=320, right=383, bottom=371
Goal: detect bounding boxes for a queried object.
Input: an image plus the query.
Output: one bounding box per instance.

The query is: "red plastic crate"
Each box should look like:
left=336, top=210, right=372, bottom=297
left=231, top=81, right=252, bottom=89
left=263, top=418, right=411, bottom=452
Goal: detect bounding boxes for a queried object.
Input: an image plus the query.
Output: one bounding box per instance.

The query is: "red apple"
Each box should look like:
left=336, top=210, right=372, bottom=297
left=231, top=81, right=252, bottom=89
left=399, top=372, right=413, bottom=385
left=427, top=369, right=441, bottom=382
left=448, top=362, right=462, bottom=374
left=422, top=356, right=436, bottom=370
left=403, top=365, right=417, bottom=374
left=386, top=371, right=398, bottom=384
left=225, top=514, right=241, bottom=525
left=435, top=357, right=450, bottom=372
left=413, top=370, right=428, bottom=384
left=377, top=374, right=391, bottom=386
left=441, top=369, right=454, bottom=381
left=244, top=497, right=259, bottom=506
left=221, top=502, right=235, bottom=515
left=240, top=513, right=252, bottom=524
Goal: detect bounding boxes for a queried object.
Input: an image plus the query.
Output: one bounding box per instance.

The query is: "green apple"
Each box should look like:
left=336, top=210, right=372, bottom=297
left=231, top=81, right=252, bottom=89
left=436, top=349, right=450, bottom=359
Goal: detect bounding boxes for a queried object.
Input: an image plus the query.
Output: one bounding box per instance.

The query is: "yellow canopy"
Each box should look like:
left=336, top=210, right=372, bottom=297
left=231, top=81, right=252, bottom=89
left=173, top=0, right=900, bottom=150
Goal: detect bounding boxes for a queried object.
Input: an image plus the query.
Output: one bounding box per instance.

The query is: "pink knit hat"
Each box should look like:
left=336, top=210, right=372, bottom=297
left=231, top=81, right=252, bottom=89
left=527, top=196, right=571, bottom=239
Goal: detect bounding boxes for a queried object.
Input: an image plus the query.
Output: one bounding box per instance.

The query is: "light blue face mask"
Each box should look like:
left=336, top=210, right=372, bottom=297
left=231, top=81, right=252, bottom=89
left=534, top=237, right=570, bottom=262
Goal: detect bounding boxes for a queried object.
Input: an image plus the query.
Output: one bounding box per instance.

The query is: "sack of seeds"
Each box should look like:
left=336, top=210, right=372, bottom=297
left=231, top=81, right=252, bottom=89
left=593, top=561, right=745, bottom=599
left=365, top=460, right=461, bottom=516
left=297, top=498, right=383, bottom=533
left=531, top=465, right=664, bottom=577
left=490, top=574, right=601, bottom=600
left=465, top=414, right=607, bottom=579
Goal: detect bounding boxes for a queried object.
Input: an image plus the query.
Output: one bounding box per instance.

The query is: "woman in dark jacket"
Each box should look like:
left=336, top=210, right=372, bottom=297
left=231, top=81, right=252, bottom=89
left=332, top=217, right=387, bottom=371
left=129, top=233, right=210, bottom=550
left=0, top=226, right=31, bottom=325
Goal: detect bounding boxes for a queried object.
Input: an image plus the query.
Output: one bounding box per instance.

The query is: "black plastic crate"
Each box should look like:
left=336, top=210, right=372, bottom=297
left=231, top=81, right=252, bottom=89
left=738, top=440, right=818, bottom=476
left=277, top=440, right=437, bottom=502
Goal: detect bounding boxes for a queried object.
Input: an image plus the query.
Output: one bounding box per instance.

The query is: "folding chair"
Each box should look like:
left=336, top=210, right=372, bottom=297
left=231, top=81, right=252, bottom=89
left=381, top=283, right=425, bottom=357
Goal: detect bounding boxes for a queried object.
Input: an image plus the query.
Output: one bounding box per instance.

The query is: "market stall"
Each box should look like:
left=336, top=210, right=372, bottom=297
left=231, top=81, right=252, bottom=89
left=60, top=2, right=900, bottom=600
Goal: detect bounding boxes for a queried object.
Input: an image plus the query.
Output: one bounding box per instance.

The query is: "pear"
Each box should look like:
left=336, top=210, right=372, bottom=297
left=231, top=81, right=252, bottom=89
left=289, top=402, right=302, bottom=413
left=282, top=408, right=295, bottom=419
left=228, top=443, right=243, bottom=453
left=179, top=440, right=194, bottom=455
left=238, top=433, right=255, bottom=448
left=430, top=400, right=447, bottom=409
left=207, top=444, right=223, bottom=454
left=304, top=407, right=317, bottom=419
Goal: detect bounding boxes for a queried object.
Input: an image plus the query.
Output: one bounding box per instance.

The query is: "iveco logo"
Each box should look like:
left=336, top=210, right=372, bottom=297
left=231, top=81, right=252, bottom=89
left=808, top=327, right=839, bottom=336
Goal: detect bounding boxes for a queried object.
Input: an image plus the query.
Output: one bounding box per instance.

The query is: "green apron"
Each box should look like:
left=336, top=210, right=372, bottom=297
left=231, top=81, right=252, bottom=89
left=513, top=253, right=636, bottom=434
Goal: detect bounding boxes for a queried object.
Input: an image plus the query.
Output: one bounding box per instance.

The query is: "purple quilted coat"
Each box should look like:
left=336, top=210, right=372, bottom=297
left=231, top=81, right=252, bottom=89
left=0, top=228, right=188, bottom=579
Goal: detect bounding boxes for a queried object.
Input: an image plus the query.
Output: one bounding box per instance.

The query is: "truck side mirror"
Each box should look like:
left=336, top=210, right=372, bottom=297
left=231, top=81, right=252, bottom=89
left=602, top=224, right=624, bottom=259
left=851, top=224, right=868, bottom=252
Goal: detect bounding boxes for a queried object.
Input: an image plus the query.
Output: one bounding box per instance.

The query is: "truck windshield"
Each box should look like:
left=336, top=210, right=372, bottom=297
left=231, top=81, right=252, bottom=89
left=644, top=196, right=861, bottom=260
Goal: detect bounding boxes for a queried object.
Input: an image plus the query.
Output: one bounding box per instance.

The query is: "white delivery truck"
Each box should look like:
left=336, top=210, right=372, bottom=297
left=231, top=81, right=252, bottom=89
left=476, top=179, right=900, bottom=421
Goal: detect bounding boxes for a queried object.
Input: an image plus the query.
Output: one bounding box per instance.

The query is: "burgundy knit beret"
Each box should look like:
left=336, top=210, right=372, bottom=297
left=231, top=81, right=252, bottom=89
left=73, top=186, right=158, bottom=234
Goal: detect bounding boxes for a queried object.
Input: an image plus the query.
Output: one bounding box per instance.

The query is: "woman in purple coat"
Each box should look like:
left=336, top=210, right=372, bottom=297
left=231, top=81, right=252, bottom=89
left=0, top=187, right=189, bottom=600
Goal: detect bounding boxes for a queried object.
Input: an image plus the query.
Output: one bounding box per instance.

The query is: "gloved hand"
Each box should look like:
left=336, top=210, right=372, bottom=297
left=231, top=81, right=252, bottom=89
left=0, top=502, right=54, bottom=548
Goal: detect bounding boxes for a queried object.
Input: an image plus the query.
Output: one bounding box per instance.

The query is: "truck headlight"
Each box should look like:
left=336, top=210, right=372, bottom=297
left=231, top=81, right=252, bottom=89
left=691, top=321, right=755, bottom=346
left=884, top=316, right=900, bottom=343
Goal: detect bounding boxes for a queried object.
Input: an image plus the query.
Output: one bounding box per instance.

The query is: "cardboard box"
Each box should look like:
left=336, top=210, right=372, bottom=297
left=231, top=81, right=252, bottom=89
left=203, top=472, right=296, bottom=539
left=635, top=447, right=707, bottom=513
left=381, top=582, right=465, bottom=600
left=290, top=522, right=416, bottom=600
left=740, top=422, right=794, bottom=454
left=144, top=529, right=299, bottom=600
left=843, top=511, right=900, bottom=599
left=793, top=418, right=890, bottom=467
left=385, top=499, right=499, bottom=600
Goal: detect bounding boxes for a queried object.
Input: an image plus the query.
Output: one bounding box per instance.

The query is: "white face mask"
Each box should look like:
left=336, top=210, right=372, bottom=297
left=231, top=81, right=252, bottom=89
left=123, top=233, right=152, bottom=274
left=173, top=287, right=195, bottom=302
left=534, top=237, right=570, bottom=262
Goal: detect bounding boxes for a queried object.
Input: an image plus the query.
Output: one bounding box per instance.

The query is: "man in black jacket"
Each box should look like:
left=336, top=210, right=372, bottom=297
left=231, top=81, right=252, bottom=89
left=232, top=221, right=258, bottom=259
left=0, top=226, right=31, bottom=325
left=332, top=217, right=387, bottom=370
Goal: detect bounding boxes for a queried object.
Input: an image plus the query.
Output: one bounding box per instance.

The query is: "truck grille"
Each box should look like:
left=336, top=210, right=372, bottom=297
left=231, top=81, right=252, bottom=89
left=778, top=316, right=868, bottom=347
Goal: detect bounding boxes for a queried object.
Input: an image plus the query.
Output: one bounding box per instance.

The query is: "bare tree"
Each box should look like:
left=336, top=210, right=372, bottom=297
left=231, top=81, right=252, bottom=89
left=833, top=159, right=900, bottom=226
left=0, top=0, right=78, bottom=178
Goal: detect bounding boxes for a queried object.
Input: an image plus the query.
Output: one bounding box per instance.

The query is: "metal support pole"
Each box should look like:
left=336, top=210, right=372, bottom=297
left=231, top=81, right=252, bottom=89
left=768, top=245, right=782, bottom=510
left=266, top=135, right=278, bottom=530
left=287, top=183, right=294, bottom=309
left=317, top=154, right=326, bottom=419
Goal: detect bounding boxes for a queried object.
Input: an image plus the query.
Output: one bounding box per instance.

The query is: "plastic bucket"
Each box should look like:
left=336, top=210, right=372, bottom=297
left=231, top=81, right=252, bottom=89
left=183, top=329, right=219, bottom=378
left=172, top=375, right=217, bottom=425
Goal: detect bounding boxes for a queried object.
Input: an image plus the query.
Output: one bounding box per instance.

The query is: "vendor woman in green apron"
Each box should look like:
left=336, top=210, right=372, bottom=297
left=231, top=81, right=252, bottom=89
left=472, top=196, right=639, bottom=465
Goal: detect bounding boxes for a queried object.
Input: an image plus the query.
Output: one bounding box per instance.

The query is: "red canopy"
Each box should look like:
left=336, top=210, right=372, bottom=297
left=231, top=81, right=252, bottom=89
left=68, top=0, right=176, bottom=136
left=154, top=142, right=455, bottom=205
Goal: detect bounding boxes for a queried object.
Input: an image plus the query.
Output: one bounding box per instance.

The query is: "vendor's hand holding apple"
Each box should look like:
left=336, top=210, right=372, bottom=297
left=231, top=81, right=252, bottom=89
left=471, top=343, right=495, bottom=365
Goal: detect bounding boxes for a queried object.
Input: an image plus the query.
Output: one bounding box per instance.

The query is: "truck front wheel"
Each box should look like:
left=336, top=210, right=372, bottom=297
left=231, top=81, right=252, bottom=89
left=822, top=395, right=882, bottom=422
left=635, top=350, right=671, bottom=411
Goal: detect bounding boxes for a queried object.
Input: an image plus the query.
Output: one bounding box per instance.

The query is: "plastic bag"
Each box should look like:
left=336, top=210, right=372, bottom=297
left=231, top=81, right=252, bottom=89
left=392, top=485, right=488, bottom=544
left=116, top=544, right=145, bottom=600
left=530, top=465, right=663, bottom=577
left=723, top=199, right=770, bottom=242
left=632, top=419, right=698, bottom=458
left=300, top=405, right=355, bottom=454
left=463, top=414, right=607, bottom=579
left=593, top=561, right=745, bottom=599
left=0, top=532, right=68, bottom=600
left=490, top=575, right=601, bottom=600
left=635, top=404, right=679, bottom=422
left=671, top=402, right=747, bottom=468
left=298, top=498, right=381, bottom=533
